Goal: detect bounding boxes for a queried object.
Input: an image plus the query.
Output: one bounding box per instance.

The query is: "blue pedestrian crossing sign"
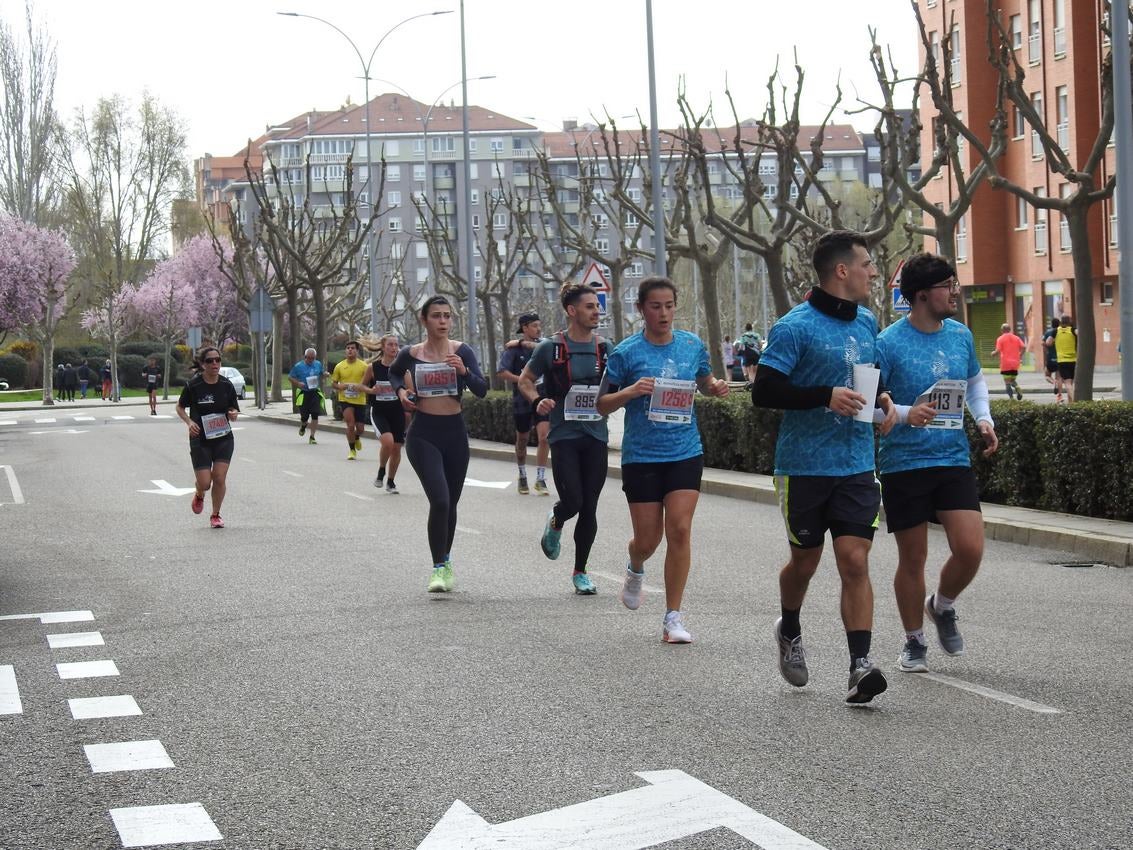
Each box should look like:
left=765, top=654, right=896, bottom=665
left=893, top=288, right=910, bottom=313
left=596, top=292, right=608, bottom=317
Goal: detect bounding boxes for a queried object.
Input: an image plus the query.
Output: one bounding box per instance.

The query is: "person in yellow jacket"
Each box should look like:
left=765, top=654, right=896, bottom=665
left=1053, top=315, right=1077, bottom=403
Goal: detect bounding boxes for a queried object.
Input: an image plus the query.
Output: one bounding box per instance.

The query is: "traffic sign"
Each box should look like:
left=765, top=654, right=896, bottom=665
left=596, top=292, right=608, bottom=317
left=580, top=261, right=610, bottom=293
left=249, top=286, right=275, bottom=333
left=893, top=288, right=910, bottom=313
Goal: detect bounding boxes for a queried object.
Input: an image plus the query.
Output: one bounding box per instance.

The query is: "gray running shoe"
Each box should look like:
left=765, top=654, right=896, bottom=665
left=897, top=638, right=929, bottom=673
left=773, top=617, right=808, bottom=687
left=925, top=594, right=965, bottom=656
left=385, top=479, right=399, bottom=495
left=618, top=567, right=644, bottom=610
left=517, top=476, right=529, bottom=495
left=846, top=656, right=888, bottom=704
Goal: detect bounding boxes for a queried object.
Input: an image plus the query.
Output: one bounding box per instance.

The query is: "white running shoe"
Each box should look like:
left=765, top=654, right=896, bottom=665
left=662, top=611, right=692, bottom=644
left=618, top=567, right=644, bottom=611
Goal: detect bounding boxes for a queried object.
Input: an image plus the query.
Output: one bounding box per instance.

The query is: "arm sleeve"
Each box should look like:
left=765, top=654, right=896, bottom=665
left=388, top=348, right=412, bottom=392
left=965, top=372, right=993, bottom=426
left=752, top=364, right=833, bottom=410
left=600, top=347, right=625, bottom=396
left=458, top=344, right=489, bottom=398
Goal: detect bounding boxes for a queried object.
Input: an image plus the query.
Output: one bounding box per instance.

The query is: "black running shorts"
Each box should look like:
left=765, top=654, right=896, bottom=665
left=880, top=465, right=981, bottom=533
left=370, top=403, right=406, bottom=444
left=621, top=455, right=704, bottom=503
left=189, top=435, right=234, bottom=471
left=341, top=402, right=368, bottom=423
left=773, top=471, right=880, bottom=549
left=1057, top=362, right=1076, bottom=380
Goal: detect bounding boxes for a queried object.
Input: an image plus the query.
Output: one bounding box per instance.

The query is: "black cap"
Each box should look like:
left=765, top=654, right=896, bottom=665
left=516, top=313, right=540, bottom=333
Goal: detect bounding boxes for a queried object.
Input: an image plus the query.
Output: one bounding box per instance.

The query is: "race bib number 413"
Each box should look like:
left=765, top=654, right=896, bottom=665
left=647, top=378, right=696, bottom=424
left=914, top=379, right=966, bottom=429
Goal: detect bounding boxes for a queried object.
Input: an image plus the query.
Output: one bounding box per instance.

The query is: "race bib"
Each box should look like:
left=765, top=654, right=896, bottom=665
left=563, top=384, right=601, bottom=421
left=914, top=380, right=966, bottom=429
left=147, top=374, right=157, bottom=385
left=343, top=385, right=360, bottom=399
left=647, top=378, right=696, bottom=424
left=200, top=411, right=231, bottom=439
left=416, top=362, right=458, bottom=397
left=373, top=381, right=397, bottom=401
left=305, top=375, right=319, bottom=389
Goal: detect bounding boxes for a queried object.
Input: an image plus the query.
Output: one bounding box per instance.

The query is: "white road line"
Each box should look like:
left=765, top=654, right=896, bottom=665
left=0, top=665, right=22, bottom=714
left=85, top=739, right=173, bottom=773
left=69, top=695, right=142, bottom=720
left=57, top=659, right=119, bottom=680
left=922, top=672, right=1063, bottom=714
left=154, top=414, right=173, bottom=419
left=455, top=525, right=482, bottom=535
left=72, top=415, right=95, bottom=422
left=282, top=470, right=303, bottom=478
left=587, top=570, right=664, bottom=594
left=344, top=491, right=373, bottom=501
left=34, top=417, right=56, bottom=423
left=0, top=465, right=24, bottom=505
left=47, top=631, right=104, bottom=649
left=0, top=419, right=16, bottom=425
left=0, top=610, right=94, bottom=624
left=110, top=803, right=223, bottom=847
left=243, top=457, right=257, bottom=463
left=111, top=415, right=134, bottom=420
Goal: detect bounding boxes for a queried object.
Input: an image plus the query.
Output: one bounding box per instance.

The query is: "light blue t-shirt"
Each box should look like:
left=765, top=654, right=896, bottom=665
left=759, top=300, right=879, bottom=477
left=876, top=317, right=981, bottom=474
left=604, top=330, right=711, bottom=464
left=289, top=359, right=323, bottom=388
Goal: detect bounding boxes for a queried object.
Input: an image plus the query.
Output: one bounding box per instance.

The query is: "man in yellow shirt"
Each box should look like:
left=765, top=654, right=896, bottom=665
left=1053, top=314, right=1077, bottom=403
left=332, top=340, right=369, bottom=459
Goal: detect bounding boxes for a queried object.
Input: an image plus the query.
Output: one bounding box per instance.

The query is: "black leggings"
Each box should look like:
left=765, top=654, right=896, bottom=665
left=405, top=412, right=470, bottom=564
left=550, top=436, right=609, bottom=570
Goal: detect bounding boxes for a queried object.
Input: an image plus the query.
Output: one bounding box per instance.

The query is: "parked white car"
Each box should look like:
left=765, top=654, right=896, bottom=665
left=219, top=366, right=246, bottom=399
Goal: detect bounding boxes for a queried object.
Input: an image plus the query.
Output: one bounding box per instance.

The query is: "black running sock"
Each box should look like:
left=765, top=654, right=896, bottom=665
left=780, top=607, right=802, bottom=640
left=847, top=630, right=872, bottom=667
left=378, top=467, right=385, bottom=478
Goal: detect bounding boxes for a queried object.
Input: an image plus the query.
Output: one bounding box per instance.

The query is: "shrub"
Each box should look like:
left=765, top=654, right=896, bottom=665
left=120, top=341, right=164, bottom=358
left=6, top=340, right=37, bottom=361
left=115, top=354, right=148, bottom=389
left=78, top=344, right=109, bottom=360
left=0, top=353, right=28, bottom=388
left=53, top=347, right=82, bottom=366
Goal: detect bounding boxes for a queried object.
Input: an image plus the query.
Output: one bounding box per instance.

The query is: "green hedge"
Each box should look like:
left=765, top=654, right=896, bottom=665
left=0, top=353, right=28, bottom=387
left=463, top=393, right=1133, bottom=521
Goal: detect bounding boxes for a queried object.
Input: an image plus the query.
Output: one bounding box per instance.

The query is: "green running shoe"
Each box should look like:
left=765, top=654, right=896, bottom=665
left=427, top=568, right=446, bottom=593
left=541, top=510, right=561, bottom=560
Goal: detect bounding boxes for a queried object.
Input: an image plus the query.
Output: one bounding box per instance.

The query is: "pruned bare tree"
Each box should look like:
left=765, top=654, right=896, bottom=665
left=0, top=1, right=60, bottom=224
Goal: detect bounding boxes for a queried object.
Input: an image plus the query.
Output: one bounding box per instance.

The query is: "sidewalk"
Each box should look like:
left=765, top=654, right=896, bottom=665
left=252, top=407, right=1133, bottom=567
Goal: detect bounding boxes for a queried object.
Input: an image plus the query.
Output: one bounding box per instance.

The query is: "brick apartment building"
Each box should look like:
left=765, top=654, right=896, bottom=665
left=918, top=0, right=1118, bottom=369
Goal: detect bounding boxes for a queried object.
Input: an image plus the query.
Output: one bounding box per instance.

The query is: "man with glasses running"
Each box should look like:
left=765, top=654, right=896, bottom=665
left=876, top=253, right=998, bottom=673
left=518, top=283, right=612, bottom=595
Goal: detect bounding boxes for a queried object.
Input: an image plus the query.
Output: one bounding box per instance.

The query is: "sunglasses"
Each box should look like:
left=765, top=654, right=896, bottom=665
left=202, top=357, right=221, bottom=364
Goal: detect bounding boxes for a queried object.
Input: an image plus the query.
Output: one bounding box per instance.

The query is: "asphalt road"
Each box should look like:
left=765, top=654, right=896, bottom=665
left=1, top=409, right=1130, bottom=850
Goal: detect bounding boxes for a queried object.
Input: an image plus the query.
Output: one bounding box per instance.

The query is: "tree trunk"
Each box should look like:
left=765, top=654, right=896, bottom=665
left=287, top=291, right=301, bottom=366
left=479, top=291, right=500, bottom=390
left=696, top=256, right=726, bottom=377
left=109, top=334, right=120, bottom=403
left=1068, top=206, right=1095, bottom=401
left=271, top=310, right=284, bottom=402
left=609, top=268, right=626, bottom=342
left=41, top=335, right=55, bottom=405
left=162, top=340, right=172, bottom=401
left=764, top=252, right=792, bottom=319
left=312, top=280, right=328, bottom=367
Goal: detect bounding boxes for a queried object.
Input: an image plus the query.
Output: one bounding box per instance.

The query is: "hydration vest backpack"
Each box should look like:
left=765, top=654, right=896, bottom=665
left=541, top=332, right=608, bottom=400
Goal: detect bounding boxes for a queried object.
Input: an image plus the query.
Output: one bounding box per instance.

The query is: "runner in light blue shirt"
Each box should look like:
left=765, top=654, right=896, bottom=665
left=597, top=276, right=729, bottom=645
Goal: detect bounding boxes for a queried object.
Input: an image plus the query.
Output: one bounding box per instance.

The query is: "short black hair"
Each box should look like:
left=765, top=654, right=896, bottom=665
left=812, top=230, right=868, bottom=281
left=636, top=276, right=678, bottom=306
left=899, top=252, right=955, bottom=299
left=1050, top=317, right=1061, bottom=329
left=560, top=282, right=598, bottom=310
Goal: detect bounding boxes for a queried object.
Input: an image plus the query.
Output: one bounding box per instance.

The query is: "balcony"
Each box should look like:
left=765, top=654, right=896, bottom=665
left=310, top=152, right=351, bottom=164
left=1111, top=214, right=1119, bottom=247
left=1034, top=220, right=1048, bottom=253
left=1028, top=33, right=1041, bottom=64
left=433, top=176, right=455, bottom=191
left=1053, top=26, right=1066, bottom=57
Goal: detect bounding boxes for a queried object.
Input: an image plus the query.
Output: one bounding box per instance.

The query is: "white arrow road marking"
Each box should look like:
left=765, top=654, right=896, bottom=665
left=0, top=465, right=24, bottom=505
left=28, top=428, right=87, bottom=435
left=138, top=480, right=196, bottom=497
left=110, top=803, right=222, bottom=847
left=0, top=665, right=22, bottom=714
left=85, top=739, right=174, bottom=773
left=921, top=672, right=1063, bottom=714
left=417, top=769, right=829, bottom=849
left=464, top=478, right=510, bottom=489
left=0, top=610, right=94, bottom=624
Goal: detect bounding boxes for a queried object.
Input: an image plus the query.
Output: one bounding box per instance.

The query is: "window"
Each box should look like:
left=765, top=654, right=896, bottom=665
left=1010, top=14, right=1023, bottom=49
left=413, top=164, right=426, bottom=182
left=473, top=266, right=483, bottom=282
left=512, top=137, right=524, bottom=151
left=383, top=140, right=399, bottom=157
left=627, top=188, right=641, bottom=202
left=1012, top=105, right=1025, bottom=139
left=469, top=163, right=479, bottom=180
left=282, top=143, right=301, bottom=160
left=625, top=212, right=639, bottom=227
left=949, top=27, right=962, bottom=84
left=1056, top=86, right=1069, bottom=150
left=489, top=138, right=504, bottom=152
left=495, top=239, right=506, bottom=258
left=468, top=139, right=478, bottom=153
left=627, top=262, right=644, bottom=278
left=929, top=30, right=941, bottom=69
left=595, top=238, right=610, bottom=254
left=470, top=189, right=479, bottom=206
left=415, top=215, right=425, bottom=233
left=1053, top=0, right=1067, bottom=56
left=1016, top=195, right=1029, bottom=228
left=758, top=161, right=776, bottom=177
left=493, top=212, right=508, bottom=229
left=413, top=138, right=425, bottom=154
left=492, top=162, right=507, bottom=181
left=1059, top=184, right=1072, bottom=251
left=387, top=191, right=401, bottom=207
left=472, top=213, right=480, bottom=230
left=593, top=212, right=609, bottom=228
left=592, top=189, right=606, bottom=203
left=431, top=136, right=455, bottom=153
left=956, top=215, right=968, bottom=262
left=1034, top=187, right=1048, bottom=253
left=388, top=217, right=401, bottom=233
left=1028, top=0, right=1041, bottom=63
left=415, top=242, right=428, bottom=259
left=312, top=138, right=353, bottom=156
left=385, top=165, right=401, bottom=182
left=867, top=145, right=881, bottom=162
left=416, top=267, right=429, bottom=283
left=389, top=242, right=402, bottom=260
left=1101, top=280, right=1114, bottom=304
left=707, top=161, right=719, bottom=175
left=411, top=190, right=426, bottom=204
left=1030, top=93, right=1044, bottom=158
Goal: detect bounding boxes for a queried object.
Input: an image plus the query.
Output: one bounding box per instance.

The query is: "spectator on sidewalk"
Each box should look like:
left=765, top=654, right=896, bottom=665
left=100, top=360, right=112, bottom=401
left=994, top=324, right=1026, bottom=400
left=61, top=363, right=78, bottom=402
left=77, top=362, right=92, bottom=399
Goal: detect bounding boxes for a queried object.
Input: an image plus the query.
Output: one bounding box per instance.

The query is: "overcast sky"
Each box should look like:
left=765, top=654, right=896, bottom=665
left=4, top=0, right=919, bottom=158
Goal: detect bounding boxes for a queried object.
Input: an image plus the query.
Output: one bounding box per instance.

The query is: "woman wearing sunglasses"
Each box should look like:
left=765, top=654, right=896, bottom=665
left=177, top=346, right=241, bottom=528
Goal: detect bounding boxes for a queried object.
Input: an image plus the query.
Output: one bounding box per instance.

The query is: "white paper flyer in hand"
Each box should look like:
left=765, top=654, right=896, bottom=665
left=913, top=380, right=966, bottom=429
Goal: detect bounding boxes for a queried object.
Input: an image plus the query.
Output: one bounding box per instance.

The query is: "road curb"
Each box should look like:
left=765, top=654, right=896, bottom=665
left=253, top=410, right=1132, bottom=566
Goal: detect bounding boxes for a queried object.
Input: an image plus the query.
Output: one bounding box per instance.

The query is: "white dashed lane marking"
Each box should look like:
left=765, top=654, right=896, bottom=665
left=344, top=491, right=373, bottom=501
left=0, top=610, right=94, bottom=624
left=921, top=672, right=1063, bottom=714
left=34, top=417, right=56, bottom=423
left=282, top=470, right=303, bottom=478
left=0, top=665, right=22, bottom=714
left=57, top=659, right=119, bottom=680
left=110, top=803, right=223, bottom=847
left=73, top=416, right=95, bottom=422
left=47, top=631, right=104, bottom=648
left=85, top=740, right=174, bottom=773
left=69, top=695, right=142, bottom=720
left=112, top=415, right=134, bottom=420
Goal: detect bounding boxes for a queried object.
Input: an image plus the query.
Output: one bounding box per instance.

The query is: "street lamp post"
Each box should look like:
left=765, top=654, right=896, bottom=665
left=277, top=9, right=452, bottom=334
